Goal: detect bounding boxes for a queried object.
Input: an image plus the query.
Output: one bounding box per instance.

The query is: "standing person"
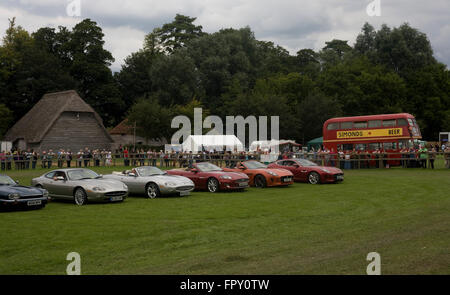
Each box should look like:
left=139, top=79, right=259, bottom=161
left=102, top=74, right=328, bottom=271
left=159, top=151, right=164, bottom=168
left=106, top=151, right=112, bottom=166
left=77, top=149, right=83, bottom=167
left=428, top=147, right=436, bottom=169
left=47, top=149, right=54, bottom=169
left=66, top=150, right=72, bottom=168
left=418, top=145, right=428, bottom=168
left=41, top=151, right=47, bottom=168
left=123, top=148, right=129, bottom=166
left=83, top=148, right=90, bottom=167
left=32, top=151, right=38, bottom=169
left=57, top=149, right=64, bottom=168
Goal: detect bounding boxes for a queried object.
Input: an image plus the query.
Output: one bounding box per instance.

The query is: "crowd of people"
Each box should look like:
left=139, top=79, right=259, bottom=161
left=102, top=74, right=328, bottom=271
left=1, top=144, right=449, bottom=171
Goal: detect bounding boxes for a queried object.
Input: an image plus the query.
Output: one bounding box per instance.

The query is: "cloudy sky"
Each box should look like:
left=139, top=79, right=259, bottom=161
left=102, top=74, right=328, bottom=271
left=0, top=0, right=449, bottom=71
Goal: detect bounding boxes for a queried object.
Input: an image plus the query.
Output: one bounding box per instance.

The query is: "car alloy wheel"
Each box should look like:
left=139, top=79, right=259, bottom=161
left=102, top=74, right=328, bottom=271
left=254, top=175, right=267, bottom=188
left=308, top=172, right=320, bottom=184
left=207, top=178, right=219, bottom=193
left=146, top=183, right=160, bottom=199
left=74, top=188, right=88, bottom=206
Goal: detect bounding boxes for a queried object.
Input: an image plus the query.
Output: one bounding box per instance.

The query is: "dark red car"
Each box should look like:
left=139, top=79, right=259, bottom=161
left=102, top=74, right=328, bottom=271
left=268, top=158, right=344, bottom=184
left=167, top=162, right=249, bottom=192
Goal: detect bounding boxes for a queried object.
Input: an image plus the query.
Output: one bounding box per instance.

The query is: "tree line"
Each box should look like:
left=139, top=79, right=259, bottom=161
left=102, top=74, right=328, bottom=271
left=0, top=15, right=448, bottom=144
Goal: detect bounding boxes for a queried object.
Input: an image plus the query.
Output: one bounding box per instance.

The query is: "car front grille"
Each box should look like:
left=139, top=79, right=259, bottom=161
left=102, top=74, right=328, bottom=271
left=281, top=176, right=293, bottom=182
left=235, top=178, right=248, bottom=183
left=176, top=185, right=194, bottom=192
left=105, top=191, right=127, bottom=197
left=18, top=195, right=44, bottom=200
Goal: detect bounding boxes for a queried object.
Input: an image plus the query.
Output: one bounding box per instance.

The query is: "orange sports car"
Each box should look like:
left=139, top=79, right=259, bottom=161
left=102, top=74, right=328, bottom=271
left=223, top=160, right=294, bottom=188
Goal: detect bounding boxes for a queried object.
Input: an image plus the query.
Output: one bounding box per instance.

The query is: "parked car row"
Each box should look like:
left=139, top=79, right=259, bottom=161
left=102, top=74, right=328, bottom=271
left=0, top=159, right=344, bottom=211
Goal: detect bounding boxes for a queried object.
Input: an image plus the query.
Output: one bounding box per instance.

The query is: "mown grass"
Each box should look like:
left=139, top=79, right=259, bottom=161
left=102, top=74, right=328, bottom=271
left=0, top=166, right=449, bottom=274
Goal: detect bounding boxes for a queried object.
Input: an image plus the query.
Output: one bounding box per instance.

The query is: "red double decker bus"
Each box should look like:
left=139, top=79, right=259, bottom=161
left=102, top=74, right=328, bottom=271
left=323, top=113, right=422, bottom=163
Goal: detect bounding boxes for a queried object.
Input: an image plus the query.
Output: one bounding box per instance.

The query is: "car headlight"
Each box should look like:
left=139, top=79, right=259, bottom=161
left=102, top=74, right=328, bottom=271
left=267, top=171, right=278, bottom=177
left=92, top=187, right=106, bottom=192
left=320, top=168, right=331, bottom=173
left=8, top=193, right=20, bottom=200
left=220, top=175, right=232, bottom=179
left=122, top=183, right=128, bottom=190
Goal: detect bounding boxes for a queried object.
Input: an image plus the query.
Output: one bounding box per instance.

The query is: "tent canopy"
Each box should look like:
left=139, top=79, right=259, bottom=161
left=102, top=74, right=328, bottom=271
left=306, top=137, right=323, bottom=150
left=249, top=139, right=300, bottom=152
left=182, top=135, right=244, bottom=153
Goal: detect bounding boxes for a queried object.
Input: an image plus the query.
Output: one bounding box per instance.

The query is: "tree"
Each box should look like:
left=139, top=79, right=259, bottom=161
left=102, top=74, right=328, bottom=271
left=144, top=14, right=205, bottom=54
left=68, top=19, right=124, bottom=126
left=127, top=96, right=173, bottom=141
left=0, top=104, right=13, bottom=138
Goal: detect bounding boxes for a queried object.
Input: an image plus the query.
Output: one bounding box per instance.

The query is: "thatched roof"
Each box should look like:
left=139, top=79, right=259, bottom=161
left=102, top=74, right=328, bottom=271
left=109, top=118, right=133, bottom=135
left=4, top=90, right=112, bottom=143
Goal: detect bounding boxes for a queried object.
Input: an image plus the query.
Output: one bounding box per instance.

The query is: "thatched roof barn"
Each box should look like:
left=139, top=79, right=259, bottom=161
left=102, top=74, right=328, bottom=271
left=4, top=90, right=113, bottom=152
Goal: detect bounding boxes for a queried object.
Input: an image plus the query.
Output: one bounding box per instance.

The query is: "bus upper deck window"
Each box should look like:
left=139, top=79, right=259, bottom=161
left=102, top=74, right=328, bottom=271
left=368, top=120, right=381, bottom=128
left=397, top=118, right=408, bottom=126
left=327, top=123, right=339, bottom=130
left=354, top=121, right=368, bottom=128
left=341, top=122, right=353, bottom=129
left=408, top=118, right=414, bottom=126
left=382, top=119, right=396, bottom=127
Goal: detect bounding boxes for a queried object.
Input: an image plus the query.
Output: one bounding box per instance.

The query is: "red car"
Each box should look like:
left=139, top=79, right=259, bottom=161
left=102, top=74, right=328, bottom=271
left=167, top=162, right=249, bottom=192
left=268, top=158, right=344, bottom=184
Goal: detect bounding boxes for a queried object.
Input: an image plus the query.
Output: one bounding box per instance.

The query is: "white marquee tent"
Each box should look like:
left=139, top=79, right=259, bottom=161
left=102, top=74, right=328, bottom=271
left=181, top=135, right=244, bottom=153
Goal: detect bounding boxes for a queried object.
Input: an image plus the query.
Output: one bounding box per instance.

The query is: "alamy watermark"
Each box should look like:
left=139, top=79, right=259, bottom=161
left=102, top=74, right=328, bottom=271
left=366, top=252, right=381, bottom=275
left=66, top=0, right=81, bottom=17
left=171, top=108, right=279, bottom=152
left=366, top=0, right=381, bottom=17
left=66, top=252, right=81, bottom=275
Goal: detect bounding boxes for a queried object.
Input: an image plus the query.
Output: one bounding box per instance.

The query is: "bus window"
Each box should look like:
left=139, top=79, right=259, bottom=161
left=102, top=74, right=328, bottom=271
left=341, top=144, right=353, bottom=151
left=369, top=143, right=380, bottom=150
left=355, top=143, right=368, bottom=151
left=383, top=142, right=396, bottom=150
left=382, top=119, right=396, bottom=127
left=327, top=122, right=339, bottom=130
left=397, top=118, right=408, bottom=126
left=354, top=121, right=368, bottom=128
left=408, top=118, right=414, bottom=126
left=368, top=120, right=381, bottom=128
left=341, top=122, right=353, bottom=129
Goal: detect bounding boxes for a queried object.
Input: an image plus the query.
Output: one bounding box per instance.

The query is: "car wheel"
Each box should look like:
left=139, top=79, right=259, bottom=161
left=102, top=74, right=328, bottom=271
left=254, top=174, right=267, bottom=188
left=145, top=183, right=160, bottom=199
left=308, top=172, right=320, bottom=184
left=207, top=178, right=219, bottom=193
left=74, top=187, right=88, bottom=206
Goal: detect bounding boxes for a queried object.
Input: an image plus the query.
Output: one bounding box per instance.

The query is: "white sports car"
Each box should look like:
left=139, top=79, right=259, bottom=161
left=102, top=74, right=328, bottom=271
left=103, top=166, right=194, bottom=198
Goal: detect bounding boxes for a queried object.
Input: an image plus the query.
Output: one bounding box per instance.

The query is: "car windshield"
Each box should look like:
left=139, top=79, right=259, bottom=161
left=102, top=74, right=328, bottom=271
left=295, top=159, right=318, bottom=167
left=196, top=162, right=222, bottom=172
left=0, top=175, right=16, bottom=185
left=67, top=169, right=100, bottom=180
left=135, top=166, right=166, bottom=176
left=244, top=161, right=267, bottom=169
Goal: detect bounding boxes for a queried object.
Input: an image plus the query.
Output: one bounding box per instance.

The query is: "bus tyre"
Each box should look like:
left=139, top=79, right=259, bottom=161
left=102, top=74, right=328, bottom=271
left=308, top=172, right=320, bottom=185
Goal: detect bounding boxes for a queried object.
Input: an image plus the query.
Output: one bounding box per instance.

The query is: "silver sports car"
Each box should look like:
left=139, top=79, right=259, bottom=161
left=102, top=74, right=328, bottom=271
left=103, top=166, right=194, bottom=198
left=31, top=168, right=128, bottom=205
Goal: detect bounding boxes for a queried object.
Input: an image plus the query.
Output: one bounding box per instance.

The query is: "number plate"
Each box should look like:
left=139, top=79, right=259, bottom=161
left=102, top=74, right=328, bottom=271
left=110, top=196, right=123, bottom=202
left=239, top=182, right=248, bottom=187
left=283, top=177, right=292, bottom=182
left=179, top=191, right=190, bottom=196
left=336, top=175, right=344, bottom=180
left=27, top=200, right=42, bottom=206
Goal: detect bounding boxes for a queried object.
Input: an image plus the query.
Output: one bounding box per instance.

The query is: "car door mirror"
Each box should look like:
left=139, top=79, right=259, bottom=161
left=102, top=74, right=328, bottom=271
left=293, top=164, right=299, bottom=168
left=128, top=173, right=136, bottom=177
left=15, top=180, right=19, bottom=184
left=239, top=165, right=245, bottom=170
left=191, top=168, right=198, bottom=173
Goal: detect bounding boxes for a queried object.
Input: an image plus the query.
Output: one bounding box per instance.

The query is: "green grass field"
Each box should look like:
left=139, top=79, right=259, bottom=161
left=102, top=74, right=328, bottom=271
left=0, top=166, right=449, bottom=274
